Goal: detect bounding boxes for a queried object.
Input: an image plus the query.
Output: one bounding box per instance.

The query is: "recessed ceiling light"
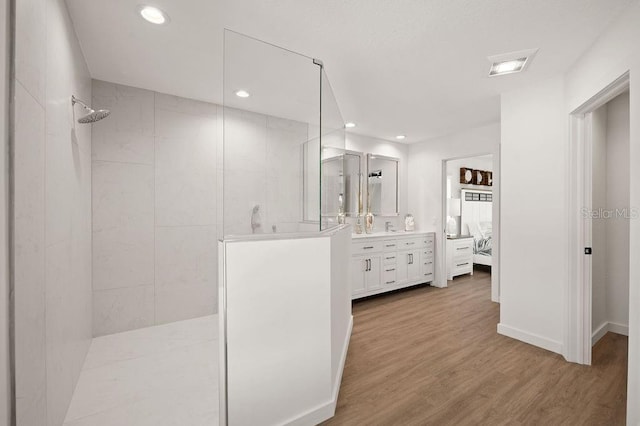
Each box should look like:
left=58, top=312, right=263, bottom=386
left=489, top=58, right=527, bottom=76
left=235, top=90, right=250, bottom=98
left=395, top=135, right=406, bottom=140
left=138, top=5, right=169, bottom=25
left=487, top=48, right=538, bottom=77
left=345, top=122, right=356, bottom=128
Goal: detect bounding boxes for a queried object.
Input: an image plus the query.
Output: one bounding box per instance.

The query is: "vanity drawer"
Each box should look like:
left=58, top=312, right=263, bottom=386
left=400, top=237, right=426, bottom=249
left=422, top=270, right=435, bottom=281
left=383, top=268, right=397, bottom=286
left=383, top=240, right=398, bottom=252
left=352, top=240, right=384, bottom=255
left=421, top=248, right=434, bottom=259
left=383, top=253, right=398, bottom=265
left=422, top=256, right=434, bottom=269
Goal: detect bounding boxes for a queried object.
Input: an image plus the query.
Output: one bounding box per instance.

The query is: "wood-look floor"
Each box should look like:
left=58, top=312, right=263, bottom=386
left=323, top=269, right=628, bottom=426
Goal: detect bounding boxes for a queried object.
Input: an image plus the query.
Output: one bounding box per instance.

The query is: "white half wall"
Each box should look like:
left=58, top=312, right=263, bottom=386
left=407, top=123, right=500, bottom=292
left=219, top=226, right=352, bottom=426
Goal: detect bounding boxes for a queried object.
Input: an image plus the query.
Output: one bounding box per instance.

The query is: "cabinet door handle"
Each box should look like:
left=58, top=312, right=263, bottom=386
left=385, top=268, right=395, bottom=272
left=424, top=273, right=433, bottom=277
left=385, top=244, right=396, bottom=248
left=366, top=259, right=370, bottom=271
left=457, top=262, right=469, bottom=267
left=385, top=280, right=396, bottom=285
left=363, top=246, right=374, bottom=250
left=406, top=242, right=415, bottom=245
left=385, top=256, right=395, bottom=260
left=368, top=259, right=372, bottom=271
left=456, top=247, right=470, bottom=251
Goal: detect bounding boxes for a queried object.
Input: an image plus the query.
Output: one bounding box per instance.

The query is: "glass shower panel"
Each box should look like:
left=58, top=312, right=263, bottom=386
left=319, top=69, right=346, bottom=230
left=223, top=30, right=321, bottom=238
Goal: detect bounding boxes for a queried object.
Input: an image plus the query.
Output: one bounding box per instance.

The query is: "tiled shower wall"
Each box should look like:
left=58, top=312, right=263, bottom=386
left=91, top=80, right=219, bottom=336
left=14, top=0, right=93, bottom=424
left=91, top=80, right=307, bottom=336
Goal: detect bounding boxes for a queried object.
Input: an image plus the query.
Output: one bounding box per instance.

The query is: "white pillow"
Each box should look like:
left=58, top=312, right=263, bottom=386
left=479, top=221, right=492, bottom=238
left=466, top=222, right=484, bottom=240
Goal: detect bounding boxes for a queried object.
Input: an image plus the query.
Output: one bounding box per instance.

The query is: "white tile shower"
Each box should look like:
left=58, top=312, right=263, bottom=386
left=63, top=316, right=219, bottom=426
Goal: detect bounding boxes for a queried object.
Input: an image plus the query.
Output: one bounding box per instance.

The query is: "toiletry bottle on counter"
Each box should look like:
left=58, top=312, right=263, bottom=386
left=404, top=214, right=415, bottom=231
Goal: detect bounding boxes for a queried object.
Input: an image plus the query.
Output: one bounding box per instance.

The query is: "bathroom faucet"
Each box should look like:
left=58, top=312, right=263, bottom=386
left=385, top=221, right=393, bottom=232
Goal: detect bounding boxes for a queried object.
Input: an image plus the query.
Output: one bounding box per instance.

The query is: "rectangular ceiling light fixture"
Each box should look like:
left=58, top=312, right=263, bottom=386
left=487, top=48, right=538, bottom=77
left=489, top=57, right=528, bottom=76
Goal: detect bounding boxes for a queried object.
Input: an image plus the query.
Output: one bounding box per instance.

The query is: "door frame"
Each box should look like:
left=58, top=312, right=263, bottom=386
left=566, top=71, right=630, bottom=365
left=441, top=153, right=500, bottom=302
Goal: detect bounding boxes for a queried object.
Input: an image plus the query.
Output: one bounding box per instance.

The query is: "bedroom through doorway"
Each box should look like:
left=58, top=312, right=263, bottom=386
left=443, top=155, right=497, bottom=301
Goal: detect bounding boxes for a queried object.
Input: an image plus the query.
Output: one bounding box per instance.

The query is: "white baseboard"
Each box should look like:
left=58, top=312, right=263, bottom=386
left=608, top=322, right=629, bottom=336
left=593, top=321, right=629, bottom=346
left=592, top=322, right=609, bottom=346
left=285, top=315, right=353, bottom=426
left=497, top=323, right=563, bottom=354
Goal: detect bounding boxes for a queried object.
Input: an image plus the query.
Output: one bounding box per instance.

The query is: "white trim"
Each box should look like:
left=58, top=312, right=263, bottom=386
left=284, top=316, right=353, bottom=426
left=592, top=322, right=630, bottom=346
left=567, top=71, right=630, bottom=365
left=609, top=322, right=629, bottom=337
left=497, top=323, right=563, bottom=354
left=592, top=322, right=609, bottom=346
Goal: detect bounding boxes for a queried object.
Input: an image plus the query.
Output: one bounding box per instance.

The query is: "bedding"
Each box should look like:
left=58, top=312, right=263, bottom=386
left=474, top=236, right=492, bottom=257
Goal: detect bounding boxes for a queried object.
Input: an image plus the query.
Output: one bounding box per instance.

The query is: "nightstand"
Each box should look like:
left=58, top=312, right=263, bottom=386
left=446, top=236, right=474, bottom=280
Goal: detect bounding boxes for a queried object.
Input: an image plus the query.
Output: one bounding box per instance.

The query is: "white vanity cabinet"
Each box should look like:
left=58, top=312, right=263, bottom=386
left=351, top=232, right=435, bottom=299
left=351, top=240, right=384, bottom=296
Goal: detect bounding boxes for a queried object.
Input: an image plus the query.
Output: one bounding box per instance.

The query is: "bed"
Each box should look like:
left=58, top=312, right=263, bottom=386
left=460, top=189, right=493, bottom=267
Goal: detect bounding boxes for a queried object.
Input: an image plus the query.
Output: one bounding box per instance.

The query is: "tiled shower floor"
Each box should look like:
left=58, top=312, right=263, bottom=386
left=63, top=315, right=219, bottom=426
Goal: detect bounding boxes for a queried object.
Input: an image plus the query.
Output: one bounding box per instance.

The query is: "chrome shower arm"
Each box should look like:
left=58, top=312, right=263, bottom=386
left=71, top=95, right=92, bottom=112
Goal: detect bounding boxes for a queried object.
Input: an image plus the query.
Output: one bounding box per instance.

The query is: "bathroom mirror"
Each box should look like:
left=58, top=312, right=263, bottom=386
left=321, top=151, right=362, bottom=217
left=367, top=154, right=399, bottom=216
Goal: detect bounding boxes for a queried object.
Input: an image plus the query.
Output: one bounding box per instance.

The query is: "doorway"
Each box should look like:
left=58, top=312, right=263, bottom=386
left=567, top=71, right=631, bottom=367
left=442, top=154, right=499, bottom=302
left=588, top=92, right=630, bottom=362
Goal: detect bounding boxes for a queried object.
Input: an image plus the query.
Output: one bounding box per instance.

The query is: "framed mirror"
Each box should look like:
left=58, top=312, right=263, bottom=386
left=367, top=154, right=399, bottom=216
left=321, top=150, right=362, bottom=217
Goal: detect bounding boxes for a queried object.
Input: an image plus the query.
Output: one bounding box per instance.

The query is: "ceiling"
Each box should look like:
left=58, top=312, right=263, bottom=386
left=65, top=0, right=633, bottom=143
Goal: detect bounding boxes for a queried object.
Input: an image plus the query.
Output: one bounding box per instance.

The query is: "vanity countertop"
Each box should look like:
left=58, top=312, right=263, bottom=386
left=352, top=230, right=430, bottom=239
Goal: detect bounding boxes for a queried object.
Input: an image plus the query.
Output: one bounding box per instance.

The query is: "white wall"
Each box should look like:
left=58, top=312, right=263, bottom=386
left=499, top=1, right=640, bottom=422
left=407, top=123, right=500, bottom=289
left=604, top=92, right=630, bottom=330
left=14, top=0, right=93, bottom=424
left=224, top=107, right=307, bottom=236
left=0, top=0, right=10, bottom=421
left=591, top=104, right=608, bottom=335
left=91, top=80, right=309, bottom=336
left=345, top=133, right=409, bottom=231
left=499, top=76, right=566, bottom=353
left=91, top=80, right=218, bottom=336
left=446, top=155, right=493, bottom=235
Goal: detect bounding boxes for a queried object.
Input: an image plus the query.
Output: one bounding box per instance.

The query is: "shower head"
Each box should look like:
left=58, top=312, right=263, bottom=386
left=71, top=95, right=111, bottom=124
left=78, top=109, right=111, bottom=124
